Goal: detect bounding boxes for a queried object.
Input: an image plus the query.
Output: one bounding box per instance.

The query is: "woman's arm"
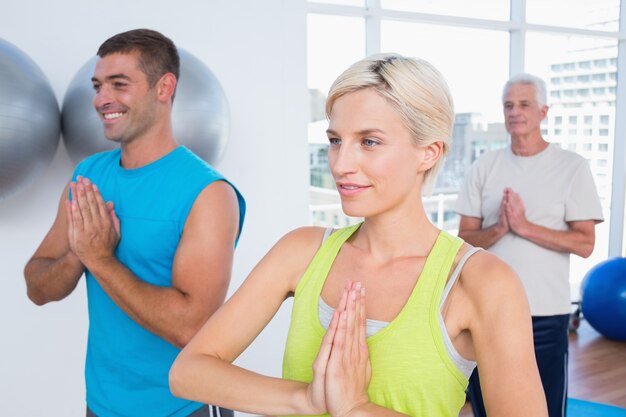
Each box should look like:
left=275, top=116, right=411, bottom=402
left=169, top=226, right=328, bottom=416
left=460, top=251, right=548, bottom=417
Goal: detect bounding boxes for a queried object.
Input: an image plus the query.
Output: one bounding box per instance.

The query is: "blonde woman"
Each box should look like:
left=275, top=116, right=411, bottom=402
left=169, top=54, right=548, bottom=417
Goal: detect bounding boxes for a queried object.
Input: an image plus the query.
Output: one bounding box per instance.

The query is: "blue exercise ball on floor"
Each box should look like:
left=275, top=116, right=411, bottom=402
left=61, top=48, right=229, bottom=165
left=0, top=38, right=60, bottom=200
left=581, top=257, right=626, bottom=341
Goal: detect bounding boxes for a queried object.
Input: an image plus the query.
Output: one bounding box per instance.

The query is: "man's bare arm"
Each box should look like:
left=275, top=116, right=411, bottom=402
left=458, top=214, right=508, bottom=249
left=505, top=189, right=596, bottom=257
left=70, top=178, right=240, bottom=347
left=24, top=183, right=85, bottom=305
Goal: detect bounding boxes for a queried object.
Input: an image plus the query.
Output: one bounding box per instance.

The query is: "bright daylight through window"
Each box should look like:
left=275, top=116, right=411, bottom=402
left=306, top=0, right=624, bottom=291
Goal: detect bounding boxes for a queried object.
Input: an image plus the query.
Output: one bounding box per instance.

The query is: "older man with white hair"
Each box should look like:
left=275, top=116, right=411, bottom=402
left=455, top=73, right=604, bottom=417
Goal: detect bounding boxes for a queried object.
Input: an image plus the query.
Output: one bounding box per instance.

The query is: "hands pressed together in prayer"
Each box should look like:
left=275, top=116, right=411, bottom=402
left=308, top=281, right=372, bottom=417
left=497, top=187, right=530, bottom=237
left=65, top=176, right=120, bottom=269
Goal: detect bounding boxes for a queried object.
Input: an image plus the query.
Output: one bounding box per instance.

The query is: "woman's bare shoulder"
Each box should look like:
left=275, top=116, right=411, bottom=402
left=262, top=226, right=330, bottom=289
left=273, top=226, right=327, bottom=254
left=457, top=246, right=527, bottom=307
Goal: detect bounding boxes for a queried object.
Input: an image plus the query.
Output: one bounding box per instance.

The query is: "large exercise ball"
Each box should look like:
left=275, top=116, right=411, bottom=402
left=581, top=257, right=626, bottom=341
left=0, top=39, right=60, bottom=200
left=60, top=57, right=101, bottom=163
left=61, top=48, right=230, bottom=165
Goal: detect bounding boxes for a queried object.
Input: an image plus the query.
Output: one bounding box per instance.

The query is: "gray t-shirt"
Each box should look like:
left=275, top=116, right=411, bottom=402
left=455, top=144, right=604, bottom=316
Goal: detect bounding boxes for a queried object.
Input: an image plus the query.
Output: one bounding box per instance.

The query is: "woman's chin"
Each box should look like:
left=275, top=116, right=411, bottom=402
left=340, top=206, right=367, bottom=219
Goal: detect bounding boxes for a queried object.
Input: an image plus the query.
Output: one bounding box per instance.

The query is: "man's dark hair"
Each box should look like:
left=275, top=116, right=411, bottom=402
left=97, top=29, right=180, bottom=92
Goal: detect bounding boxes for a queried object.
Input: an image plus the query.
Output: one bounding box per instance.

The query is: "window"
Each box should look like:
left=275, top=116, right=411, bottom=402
left=307, top=0, right=625, bottom=270
left=314, top=0, right=363, bottom=5
left=600, top=115, right=610, bottom=125
left=594, top=59, right=608, bottom=67
left=381, top=22, right=508, bottom=126
left=381, top=21, right=508, bottom=195
left=307, top=13, right=365, bottom=226
left=527, top=0, right=620, bottom=31
left=583, top=143, right=593, bottom=151
left=381, top=0, right=509, bottom=20
left=569, top=115, right=578, bottom=125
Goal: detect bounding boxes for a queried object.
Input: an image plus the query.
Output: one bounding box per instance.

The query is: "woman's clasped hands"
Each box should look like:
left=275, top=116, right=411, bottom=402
left=308, top=281, right=372, bottom=417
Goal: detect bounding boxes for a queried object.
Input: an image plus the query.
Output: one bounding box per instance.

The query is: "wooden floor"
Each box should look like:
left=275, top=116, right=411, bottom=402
left=460, top=319, right=626, bottom=416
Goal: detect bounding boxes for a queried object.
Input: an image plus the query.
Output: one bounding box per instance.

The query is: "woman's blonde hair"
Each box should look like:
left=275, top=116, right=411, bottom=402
left=325, top=53, right=454, bottom=192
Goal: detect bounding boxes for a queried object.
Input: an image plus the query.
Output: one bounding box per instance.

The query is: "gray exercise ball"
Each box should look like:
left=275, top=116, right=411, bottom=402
left=61, top=48, right=230, bottom=165
left=0, top=38, right=60, bottom=200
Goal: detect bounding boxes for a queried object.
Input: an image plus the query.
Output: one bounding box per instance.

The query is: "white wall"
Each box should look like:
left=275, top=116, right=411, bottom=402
left=0, top=1, right=308, bottom=415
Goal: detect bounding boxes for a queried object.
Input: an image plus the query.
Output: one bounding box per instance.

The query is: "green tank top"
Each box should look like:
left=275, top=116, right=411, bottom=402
left=282, top=223, right=468, bottom=417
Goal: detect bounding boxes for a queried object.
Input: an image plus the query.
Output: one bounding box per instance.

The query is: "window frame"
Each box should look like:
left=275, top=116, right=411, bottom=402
left=307, top=0, right=626, bottom=256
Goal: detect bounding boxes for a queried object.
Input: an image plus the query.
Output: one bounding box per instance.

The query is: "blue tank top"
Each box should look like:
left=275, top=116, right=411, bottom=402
left=73, top=146, right=245, bottom=417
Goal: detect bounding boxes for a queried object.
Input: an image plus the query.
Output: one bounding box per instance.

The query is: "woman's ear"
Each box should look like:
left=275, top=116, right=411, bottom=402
left=419, top=141, right=444, bottom=172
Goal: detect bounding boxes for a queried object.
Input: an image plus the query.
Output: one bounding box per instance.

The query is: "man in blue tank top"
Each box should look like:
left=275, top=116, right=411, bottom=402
left=24, top=29, right=245, bottom=417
